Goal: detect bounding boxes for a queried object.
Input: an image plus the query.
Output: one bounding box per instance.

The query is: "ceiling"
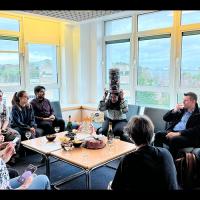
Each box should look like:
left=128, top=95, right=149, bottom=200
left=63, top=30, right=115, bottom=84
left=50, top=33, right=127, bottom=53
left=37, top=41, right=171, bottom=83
left=22, top=10, right=124, bottom=22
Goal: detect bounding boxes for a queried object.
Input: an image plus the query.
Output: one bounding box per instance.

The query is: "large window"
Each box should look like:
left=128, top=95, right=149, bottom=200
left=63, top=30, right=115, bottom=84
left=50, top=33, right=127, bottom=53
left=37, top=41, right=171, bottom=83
left=105, top=40, right=131, bottom=101
left=0, top=17, right=19, bottom=32
left=138, top=36, right=171, bottom=87
left=105, top=17, right=132, bottom=36
left=0, top=36, right=20, bottom=86
left=28, top=43, right=59, bottom=101
left=181, top=32, right=200, bottom=88
left=138, top=11, right=173, bottom=32
left=181, top=11, right=200, bottom=25
left=28, top=44, right=58, bottom=85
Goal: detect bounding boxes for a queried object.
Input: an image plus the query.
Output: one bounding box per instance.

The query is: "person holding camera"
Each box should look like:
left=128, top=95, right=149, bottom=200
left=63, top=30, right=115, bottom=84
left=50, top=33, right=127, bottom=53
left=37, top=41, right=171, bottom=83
left=98, top=89, right=128, bottom=140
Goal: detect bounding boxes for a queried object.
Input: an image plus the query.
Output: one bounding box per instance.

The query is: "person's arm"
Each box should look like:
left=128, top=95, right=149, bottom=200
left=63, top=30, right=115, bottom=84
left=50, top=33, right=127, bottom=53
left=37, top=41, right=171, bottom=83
left=163, top=109, right=183, bottom=122
left=120, top=99, right=128, bottom=113
left=29, top=105, right=37, bottom=129
left=98, top=89, right=109, bottom=112
left=162, top=149, right=179, bottom=189
left=48, top=99, right=55, bottom=116
left=111, top=157, right=126, bottom=190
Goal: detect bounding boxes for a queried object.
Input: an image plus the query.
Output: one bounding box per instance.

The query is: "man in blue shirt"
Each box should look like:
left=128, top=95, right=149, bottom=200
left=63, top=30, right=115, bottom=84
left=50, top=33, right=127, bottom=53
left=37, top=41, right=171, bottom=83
left=154, top=92, right=200, bottom=158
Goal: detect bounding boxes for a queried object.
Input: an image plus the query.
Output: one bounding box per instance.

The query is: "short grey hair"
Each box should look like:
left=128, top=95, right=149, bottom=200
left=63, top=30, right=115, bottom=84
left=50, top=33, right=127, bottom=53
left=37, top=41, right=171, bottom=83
left=124, top=115, right=154, bottom=146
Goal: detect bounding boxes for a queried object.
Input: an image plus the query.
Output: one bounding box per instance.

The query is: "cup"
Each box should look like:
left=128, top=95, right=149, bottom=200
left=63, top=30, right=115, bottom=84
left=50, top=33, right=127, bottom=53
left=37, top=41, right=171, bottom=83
left=114, top=136, right=120, bottom=142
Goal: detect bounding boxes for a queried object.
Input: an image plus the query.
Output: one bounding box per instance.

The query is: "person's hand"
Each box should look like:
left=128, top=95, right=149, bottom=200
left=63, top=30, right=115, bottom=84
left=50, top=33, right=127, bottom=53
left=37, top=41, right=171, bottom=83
left=19, top=175, right=33, bottom=189
left=0, top=142, right=9, bottom=150
left=29, top=127, right=36, bottom=135
left=119, top=90, right=124, bottom=100
left=173, top=103, right=184, bottom=112
left=166, top=132, right=181, bottom=139
left=1, top=142, right=15, bottom=163
left=49, top=115, right=55, bottom=121
left=103, top=88, right=108, bottom=100
left=0, top=134, right=4, bottom=143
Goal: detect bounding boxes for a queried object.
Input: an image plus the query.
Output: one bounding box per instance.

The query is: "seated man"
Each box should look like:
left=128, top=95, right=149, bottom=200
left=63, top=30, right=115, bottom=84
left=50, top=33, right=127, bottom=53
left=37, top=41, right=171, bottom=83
left=30, top=86, right=65, bottom=135
left=154, top=92, right=200, bottom=158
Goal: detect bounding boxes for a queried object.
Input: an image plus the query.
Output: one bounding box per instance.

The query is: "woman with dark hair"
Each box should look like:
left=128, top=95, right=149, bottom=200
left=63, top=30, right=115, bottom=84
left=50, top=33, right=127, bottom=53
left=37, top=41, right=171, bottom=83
left=98, top=89, right=128, bottom=140
left=10, top=91, right=43, bottom=141
left=110, top=115, right=179, bottom=190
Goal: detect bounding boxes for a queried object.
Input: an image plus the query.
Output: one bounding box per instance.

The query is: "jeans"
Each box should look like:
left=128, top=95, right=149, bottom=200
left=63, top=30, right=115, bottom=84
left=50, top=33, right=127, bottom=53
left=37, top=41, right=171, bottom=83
left=9, top=174, right=51, bottom=190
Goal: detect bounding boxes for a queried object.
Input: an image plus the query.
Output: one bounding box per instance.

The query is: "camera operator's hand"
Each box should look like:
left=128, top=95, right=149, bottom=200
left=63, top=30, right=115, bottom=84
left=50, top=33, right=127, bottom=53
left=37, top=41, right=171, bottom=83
left=103, top=88, right=109, bottom=101
left=119, top=90, right=124, bottom=100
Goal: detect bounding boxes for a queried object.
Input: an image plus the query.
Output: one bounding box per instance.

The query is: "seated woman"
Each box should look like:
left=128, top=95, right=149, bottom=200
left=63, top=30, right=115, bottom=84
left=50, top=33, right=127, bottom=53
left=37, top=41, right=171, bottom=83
left=98, top=89, right=128, bottom=141
left=10, top=91, right=43, bottom=141
left=111, top=115, right=179, bottom=190
left=0, top=90, right=21, bottom=163
left=0, top=142, right=50, bottom=190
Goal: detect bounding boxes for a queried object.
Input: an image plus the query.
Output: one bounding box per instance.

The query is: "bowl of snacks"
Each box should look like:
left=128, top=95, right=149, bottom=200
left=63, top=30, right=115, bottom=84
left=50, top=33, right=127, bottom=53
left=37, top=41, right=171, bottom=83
left=72, top=139, right=83, bottom=148
left=46, top=134, right=56, bottom=142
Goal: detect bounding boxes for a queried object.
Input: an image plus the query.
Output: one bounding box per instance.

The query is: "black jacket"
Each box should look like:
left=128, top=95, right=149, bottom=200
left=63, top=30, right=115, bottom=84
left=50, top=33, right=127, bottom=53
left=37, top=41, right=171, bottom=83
left=164, top=103, right=200, bottom=142
left=10, top=104, right=37, bottom=131
left=111, top=145, right=178, bottom=190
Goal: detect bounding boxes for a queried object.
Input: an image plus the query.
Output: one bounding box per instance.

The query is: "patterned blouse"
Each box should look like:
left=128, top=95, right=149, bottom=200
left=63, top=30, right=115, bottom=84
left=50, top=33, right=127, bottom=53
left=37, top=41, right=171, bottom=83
left=0, top=102, right=8, bottom=124
left=0, top=158, right=10, bottom=189
left=98, top=99, right=128, bottom=120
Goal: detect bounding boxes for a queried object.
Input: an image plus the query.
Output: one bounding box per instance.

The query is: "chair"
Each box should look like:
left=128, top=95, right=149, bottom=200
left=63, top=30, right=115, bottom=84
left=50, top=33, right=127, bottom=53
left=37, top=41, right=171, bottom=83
left=143, top=107, right=169, bottom=133
left=50, top=101, right=79, bottom=130
left=126, top=104, right=140, bottom=121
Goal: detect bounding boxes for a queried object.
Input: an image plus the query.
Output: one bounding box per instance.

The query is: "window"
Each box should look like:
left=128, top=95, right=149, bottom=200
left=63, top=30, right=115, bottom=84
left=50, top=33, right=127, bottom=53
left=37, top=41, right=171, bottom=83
left=27, top=43, right=59, bottom=101
left=105, top=40, right=131, bottom=101
left=0, top=36, right=20, bottom=86
left=181, top=32, right=200, bottom=88
left=28, top=44, right=58, bottom=85
left=138, top=35, right=171, bottom=87
left=0, top=17, right=19, bottom=32
left=105, top=17, right=132, bottom=36
left=136, top=91, right=170, bottom=108
left=181, top=11, right=200, bottom=25
left=138, top=11, right=173, bottom=31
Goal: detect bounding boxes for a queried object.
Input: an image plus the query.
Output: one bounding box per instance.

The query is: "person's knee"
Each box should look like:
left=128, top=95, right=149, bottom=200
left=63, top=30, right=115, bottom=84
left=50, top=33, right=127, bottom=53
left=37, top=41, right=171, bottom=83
left=35, top=175, right=50, bottom=189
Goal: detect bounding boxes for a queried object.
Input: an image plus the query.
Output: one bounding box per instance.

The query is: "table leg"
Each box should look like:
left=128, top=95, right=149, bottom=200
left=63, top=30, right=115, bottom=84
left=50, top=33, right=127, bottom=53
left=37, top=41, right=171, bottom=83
left=45, top=155, right=50, bottom=178
left=86, top=170, right=91, bottom=189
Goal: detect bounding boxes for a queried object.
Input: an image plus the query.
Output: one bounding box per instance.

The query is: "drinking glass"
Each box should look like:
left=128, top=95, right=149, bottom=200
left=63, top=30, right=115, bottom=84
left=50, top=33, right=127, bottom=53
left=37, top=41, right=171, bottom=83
left=25, top=131, right=32, bottom=140
left=114, top=136, right=120, bottom=143
left=54, top=126, right=60, bottom=133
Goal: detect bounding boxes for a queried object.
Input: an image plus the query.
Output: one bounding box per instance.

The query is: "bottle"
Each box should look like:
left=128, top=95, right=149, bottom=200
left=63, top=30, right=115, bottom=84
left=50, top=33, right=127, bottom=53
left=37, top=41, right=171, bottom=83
left=66, top=115, right=73, bottom=132
left=107, top=122, right=114, bottom=144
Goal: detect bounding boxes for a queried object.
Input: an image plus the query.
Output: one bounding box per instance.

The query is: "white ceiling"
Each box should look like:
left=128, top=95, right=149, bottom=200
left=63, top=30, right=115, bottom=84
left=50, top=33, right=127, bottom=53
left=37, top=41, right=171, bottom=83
left=22, top=10, right=124, bottom=22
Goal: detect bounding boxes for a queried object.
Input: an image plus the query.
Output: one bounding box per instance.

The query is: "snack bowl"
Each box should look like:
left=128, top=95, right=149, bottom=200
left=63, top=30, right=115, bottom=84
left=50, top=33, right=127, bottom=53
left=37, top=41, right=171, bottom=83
left=72, top=140, right=83, bottom=148
left=61, top=141, right=73, bottom=151
left=46, top=134, right=56, bottom=142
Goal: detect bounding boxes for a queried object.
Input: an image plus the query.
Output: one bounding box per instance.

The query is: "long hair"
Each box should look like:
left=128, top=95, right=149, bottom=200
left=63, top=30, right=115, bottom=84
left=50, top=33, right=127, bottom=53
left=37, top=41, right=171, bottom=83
left=106, top=93, right=122, bottom=110
left=11, top=91, right=26, bottom=106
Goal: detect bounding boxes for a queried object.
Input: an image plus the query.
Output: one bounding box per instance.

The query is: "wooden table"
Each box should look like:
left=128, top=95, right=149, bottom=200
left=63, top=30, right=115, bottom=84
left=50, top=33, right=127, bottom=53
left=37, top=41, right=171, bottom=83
left=21, top=133, right=136, bottom=189
left=50, top=139, right=136, bottom=189
left=21, top=132, right=66, bottom=177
